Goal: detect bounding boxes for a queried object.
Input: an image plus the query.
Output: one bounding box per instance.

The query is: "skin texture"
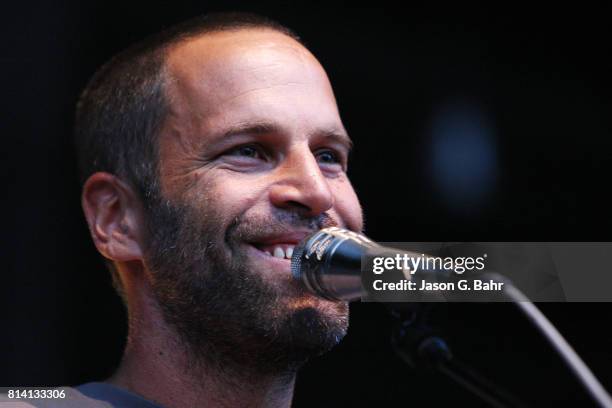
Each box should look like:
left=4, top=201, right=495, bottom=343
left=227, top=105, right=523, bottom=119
left=81, top=28, right=363, bottom=408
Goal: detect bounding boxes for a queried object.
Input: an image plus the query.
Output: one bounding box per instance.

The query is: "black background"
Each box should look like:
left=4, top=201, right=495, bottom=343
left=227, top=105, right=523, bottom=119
left=2, top=2, right=612, bottom=407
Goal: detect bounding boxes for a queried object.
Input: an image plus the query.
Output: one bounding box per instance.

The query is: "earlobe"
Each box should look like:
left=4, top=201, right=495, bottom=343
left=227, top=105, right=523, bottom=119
left=81, top=172, right=145, bottom=262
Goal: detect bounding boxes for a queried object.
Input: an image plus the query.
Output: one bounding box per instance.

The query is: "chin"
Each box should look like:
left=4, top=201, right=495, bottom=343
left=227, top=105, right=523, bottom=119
left=284, top=296, right=350, bottom=341
left=287, top=293, right=348, bottom=314
left=283, top=303, right=350, bottom=355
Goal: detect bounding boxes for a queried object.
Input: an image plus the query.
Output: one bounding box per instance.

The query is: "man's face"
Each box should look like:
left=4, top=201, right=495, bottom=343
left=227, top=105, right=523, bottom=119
left=144, top=28, right=363, bottom=373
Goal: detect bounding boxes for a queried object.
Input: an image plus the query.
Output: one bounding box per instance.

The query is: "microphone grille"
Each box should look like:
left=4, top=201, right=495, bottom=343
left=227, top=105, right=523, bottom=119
left=290, top=241, right=307, bottom=279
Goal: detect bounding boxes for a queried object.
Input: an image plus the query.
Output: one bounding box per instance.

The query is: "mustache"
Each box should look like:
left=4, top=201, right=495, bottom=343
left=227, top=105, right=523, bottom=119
left=227, top=210, right=338, bottom=244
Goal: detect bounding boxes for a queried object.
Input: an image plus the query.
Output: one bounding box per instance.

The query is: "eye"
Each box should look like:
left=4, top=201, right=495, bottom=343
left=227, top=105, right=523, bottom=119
left=316, top=149, right=348, bottom=172
left=226, top=144, right=264, bottom=160
left=316, top=150, right=341, bottom=164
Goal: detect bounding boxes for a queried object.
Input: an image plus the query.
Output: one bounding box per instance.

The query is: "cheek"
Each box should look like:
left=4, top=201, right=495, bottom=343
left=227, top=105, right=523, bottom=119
left=330, top=177, right=363, bottom=232
left=193, top=172, right=266, bottom=221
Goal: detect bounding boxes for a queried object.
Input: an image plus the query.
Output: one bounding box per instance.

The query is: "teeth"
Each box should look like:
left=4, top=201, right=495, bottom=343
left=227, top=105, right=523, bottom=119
left=273, top=247, right=285, bottom=259
left=259, top=245, right=296, bottom=260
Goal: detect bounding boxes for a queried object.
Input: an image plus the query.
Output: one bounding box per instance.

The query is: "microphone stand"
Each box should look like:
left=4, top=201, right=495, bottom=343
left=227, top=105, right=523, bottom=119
left=389, top=304, right=526, bottom=408
left=388, top=277, right=612, bottom=408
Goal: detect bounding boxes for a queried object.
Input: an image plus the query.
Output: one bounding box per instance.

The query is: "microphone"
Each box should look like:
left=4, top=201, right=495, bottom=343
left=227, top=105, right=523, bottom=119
left=290, top=227, right=447, bottom=301
left=290, top=227, right=479, bottom=302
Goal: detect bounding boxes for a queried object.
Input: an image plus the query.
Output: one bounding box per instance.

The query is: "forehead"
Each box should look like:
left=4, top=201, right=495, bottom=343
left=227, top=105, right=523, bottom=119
left=166, top=28, right=324, bottom=88
left=163, top=28, right=341, bottom=127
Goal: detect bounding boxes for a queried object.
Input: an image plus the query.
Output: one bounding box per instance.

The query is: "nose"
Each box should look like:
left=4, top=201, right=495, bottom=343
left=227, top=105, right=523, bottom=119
left=268, top=147, right=334, bottom=217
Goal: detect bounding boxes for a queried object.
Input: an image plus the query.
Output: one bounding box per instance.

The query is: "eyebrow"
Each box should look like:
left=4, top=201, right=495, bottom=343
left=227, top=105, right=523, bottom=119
left=218, top=121, right=353, bottom=151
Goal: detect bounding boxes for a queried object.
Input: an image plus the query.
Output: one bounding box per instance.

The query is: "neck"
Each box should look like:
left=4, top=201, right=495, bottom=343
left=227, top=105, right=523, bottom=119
left=108, top=268, right=296, bottom=408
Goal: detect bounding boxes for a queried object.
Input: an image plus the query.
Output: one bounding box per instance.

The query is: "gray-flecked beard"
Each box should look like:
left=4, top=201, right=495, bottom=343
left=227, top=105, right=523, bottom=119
left=141, top=192, right=348, bottom=379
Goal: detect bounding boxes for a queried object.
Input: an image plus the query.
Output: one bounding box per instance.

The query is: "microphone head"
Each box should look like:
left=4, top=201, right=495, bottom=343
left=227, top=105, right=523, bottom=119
left=290, top=237, right=308, bottom=280
left=290, top=227, right=377, bottom=301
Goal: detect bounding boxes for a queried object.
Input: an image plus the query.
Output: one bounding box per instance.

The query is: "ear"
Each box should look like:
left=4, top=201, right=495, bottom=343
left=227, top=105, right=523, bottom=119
left=81, top=172, right=146, bottom=262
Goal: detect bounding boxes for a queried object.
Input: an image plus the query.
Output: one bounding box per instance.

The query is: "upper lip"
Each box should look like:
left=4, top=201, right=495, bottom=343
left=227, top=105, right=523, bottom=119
left=247, top=230, right=313, bottom=246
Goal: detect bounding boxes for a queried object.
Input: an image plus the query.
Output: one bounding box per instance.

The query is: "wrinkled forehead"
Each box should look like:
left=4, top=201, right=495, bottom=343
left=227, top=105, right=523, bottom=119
left=164, top=28, right=336, bottom=112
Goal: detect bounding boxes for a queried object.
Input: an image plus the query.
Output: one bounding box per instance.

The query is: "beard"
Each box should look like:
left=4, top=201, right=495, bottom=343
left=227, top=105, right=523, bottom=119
left=141, top=190, right=349, bottom=378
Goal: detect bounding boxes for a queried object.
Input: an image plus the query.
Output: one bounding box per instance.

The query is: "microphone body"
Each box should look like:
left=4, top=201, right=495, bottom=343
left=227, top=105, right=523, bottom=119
left=290, top=227, right=464, bottom=301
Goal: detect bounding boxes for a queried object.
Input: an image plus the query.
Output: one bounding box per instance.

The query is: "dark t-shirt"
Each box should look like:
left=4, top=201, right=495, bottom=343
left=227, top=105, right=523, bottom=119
left=0, top=382, right=162, bottom=407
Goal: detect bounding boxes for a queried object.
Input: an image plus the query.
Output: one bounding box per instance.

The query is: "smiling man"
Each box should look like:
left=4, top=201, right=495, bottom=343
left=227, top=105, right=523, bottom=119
left=57, top=12, right=364, bottom=408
